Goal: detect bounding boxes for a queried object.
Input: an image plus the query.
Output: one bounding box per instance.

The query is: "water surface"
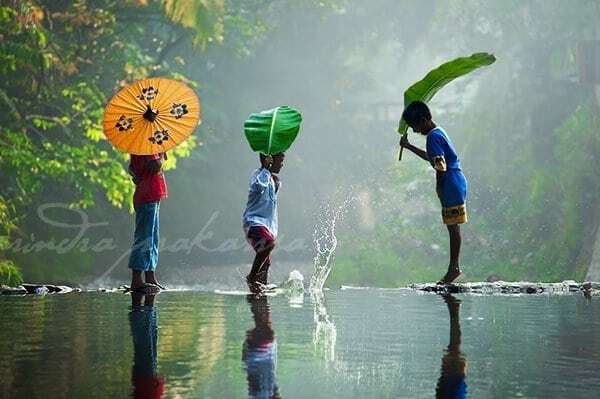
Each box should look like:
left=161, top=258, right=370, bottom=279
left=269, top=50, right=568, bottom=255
left=1, top=289, right=599, bottom=398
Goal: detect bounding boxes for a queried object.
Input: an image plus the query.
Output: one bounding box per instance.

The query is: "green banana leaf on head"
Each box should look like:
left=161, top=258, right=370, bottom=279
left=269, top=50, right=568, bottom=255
left=244, top=106, right=302, bottom=155
left=398, top=52, right=496, bottom=160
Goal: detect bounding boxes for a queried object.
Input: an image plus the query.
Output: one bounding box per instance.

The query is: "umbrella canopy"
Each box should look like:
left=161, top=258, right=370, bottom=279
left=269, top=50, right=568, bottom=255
left=244, top=106, right=302, bottom=155
left=103, top=77, right=201, bottom=155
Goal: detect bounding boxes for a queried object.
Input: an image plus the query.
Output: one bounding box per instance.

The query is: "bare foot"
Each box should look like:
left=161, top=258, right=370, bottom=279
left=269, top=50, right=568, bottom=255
left=246, top=275, right=265, bottom=295
left=129, top=283, right=160, bottom=294
left=437, top=268, right=462, bottom=285
left=145, top=271, right=165, bottom=289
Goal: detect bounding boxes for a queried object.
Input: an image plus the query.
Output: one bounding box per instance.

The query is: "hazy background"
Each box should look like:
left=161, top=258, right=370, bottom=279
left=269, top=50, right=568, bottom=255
left=2, top=0, right=600, bottom=287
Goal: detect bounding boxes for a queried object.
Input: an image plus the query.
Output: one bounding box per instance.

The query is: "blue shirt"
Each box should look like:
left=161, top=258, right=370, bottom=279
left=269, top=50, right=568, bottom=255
left=242, top=168, right=279, bottom=237
left=426, top=126, right=468, bottom=208
left=426, top=127, right=462, bottom=171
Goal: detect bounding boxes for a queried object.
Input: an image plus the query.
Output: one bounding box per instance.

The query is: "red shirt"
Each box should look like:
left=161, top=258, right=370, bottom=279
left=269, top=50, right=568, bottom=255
left=130, top=154, right=168, bottom=205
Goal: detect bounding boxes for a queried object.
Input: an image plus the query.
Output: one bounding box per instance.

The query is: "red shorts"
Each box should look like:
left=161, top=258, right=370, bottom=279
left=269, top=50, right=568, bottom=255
left=245, top=225, right=276, bottom=253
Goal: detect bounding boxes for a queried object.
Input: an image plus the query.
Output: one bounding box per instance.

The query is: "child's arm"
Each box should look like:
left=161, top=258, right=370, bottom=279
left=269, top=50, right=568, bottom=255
left=146, top=153, right=165, bottom=174
left=400, top=136, right=429, bottom=162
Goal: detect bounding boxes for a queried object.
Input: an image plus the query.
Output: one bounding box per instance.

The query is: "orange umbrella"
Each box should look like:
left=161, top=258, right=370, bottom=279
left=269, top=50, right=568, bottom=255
left=103, top=77, right=201, bottom=155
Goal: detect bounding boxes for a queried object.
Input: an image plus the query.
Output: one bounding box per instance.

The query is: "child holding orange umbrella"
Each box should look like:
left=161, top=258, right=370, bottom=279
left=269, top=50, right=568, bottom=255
left=127, top=152, right=168, bottom=291
left=103, top=78, right=201, bottom=292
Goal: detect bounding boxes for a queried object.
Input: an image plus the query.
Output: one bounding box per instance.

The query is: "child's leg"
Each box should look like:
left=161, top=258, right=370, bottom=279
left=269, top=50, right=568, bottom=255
left=145, top=202, right=162, bottom=287
left=246, top=252, right=270, bottom=293
left=447, top=224, right=461, bottom=269
left=249, top=248, right=272, bottom=281
left=439, top=172, right=467, bottom=284
left=256, top=256, right=271, bottom=285
left=129, top=203, right=154, bottom=288
left=131, top=270, right=144, bottom=289
left=439, top=224, right=461, bottom=284
left=246, top=227, right=275, bottom=289
left=249, top=234, right=275, bottom=280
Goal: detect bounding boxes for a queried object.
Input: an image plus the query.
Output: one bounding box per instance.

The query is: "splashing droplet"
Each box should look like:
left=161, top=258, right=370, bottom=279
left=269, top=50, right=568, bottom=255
left=309, top=193, right=355, bottom=292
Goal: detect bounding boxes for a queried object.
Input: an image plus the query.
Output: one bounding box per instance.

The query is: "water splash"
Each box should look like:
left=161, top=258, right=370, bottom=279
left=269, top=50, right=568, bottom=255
left=312, top=290, right=337, bottom=362
left=280, top=270, right=305, bottom=307
left=309, top=194, right=354, bottom=292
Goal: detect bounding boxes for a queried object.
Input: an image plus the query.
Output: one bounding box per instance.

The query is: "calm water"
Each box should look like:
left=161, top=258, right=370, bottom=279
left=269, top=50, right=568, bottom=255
left=1, top=289, right=599, bottom=398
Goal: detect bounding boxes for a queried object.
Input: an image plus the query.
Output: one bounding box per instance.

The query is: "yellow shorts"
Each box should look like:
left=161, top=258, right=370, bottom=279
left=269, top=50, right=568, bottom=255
left=442, top=204, right=468, bottom=225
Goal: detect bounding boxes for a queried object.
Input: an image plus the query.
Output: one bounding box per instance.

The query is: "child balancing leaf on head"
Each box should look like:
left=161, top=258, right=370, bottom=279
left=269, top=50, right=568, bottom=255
left=242, top=106, right=302, bottom=294
left=398, top=53, right=496, bottom=285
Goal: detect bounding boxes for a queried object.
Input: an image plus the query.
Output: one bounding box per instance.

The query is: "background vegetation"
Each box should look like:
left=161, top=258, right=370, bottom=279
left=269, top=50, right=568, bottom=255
left=1, top=0, right=599, bottom=287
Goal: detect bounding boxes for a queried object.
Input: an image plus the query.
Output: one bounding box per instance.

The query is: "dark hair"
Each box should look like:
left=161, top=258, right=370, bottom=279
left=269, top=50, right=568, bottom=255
left=259, top=152, right=284, bottom=162
left=402, top=101, right=431, bottom=125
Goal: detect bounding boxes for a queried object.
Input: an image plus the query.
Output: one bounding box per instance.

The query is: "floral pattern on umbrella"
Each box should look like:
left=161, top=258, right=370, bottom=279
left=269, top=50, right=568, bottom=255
left=115, top=115, right=133, bottom=132
left=149, top=129, right=169, bottom=145
left=137, top=86, right=158, bottom=101
left=170, top=103, right=188, bottom=119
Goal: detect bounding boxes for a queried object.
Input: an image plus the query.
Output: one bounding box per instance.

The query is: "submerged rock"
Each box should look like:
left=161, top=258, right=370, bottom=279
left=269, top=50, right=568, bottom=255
left=56, top=285, right=78, bottom=293
left=411, top=281, right=599, bottom=296
left=21, top=284, right=47, bottom=295
left=524, top=286, right=539, bottom=294
left=5, top=283, right=79, bottom=295
left=97, top=287, right=119, bottom=293
left=0, top=285, right=27, bottom=295
left=410, top=283, right=471, bottom=294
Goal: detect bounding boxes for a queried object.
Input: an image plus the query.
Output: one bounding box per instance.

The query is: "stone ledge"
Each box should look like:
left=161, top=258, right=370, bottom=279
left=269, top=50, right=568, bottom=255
left=411, top=280, right=599, bottom=295
left=0, top=284, right=81, bottom=296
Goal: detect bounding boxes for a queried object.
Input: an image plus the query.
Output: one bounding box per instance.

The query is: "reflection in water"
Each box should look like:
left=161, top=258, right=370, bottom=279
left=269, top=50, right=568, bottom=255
left=436, top=294, right=467, bottom=399
left=130, top=292, right=165, bottom=399
left=312, top=291, right=337, bottom=363
left=3, top=292, right=600, bottom=397
left=243, top=295, right=281, bottom=399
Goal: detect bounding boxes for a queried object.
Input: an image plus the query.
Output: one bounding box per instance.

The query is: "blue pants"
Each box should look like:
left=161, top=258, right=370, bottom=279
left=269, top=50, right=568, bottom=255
left=128, top=201, right=160, bottom=272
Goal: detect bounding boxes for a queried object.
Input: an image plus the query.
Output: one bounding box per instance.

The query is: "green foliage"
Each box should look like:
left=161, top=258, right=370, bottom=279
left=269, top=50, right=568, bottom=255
left=0, top=260, right=23, bottom=286
left=398, top=52, right=496, bottom=137
left=0, top=0, right=213, bottom=280
left=244, top=106, right=302, bottom=155
left=163, top=0, right=226, bottom=50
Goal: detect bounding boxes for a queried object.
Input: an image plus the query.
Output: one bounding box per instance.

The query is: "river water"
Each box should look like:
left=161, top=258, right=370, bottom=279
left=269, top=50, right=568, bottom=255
left=1, top=289, right=599, bottom=398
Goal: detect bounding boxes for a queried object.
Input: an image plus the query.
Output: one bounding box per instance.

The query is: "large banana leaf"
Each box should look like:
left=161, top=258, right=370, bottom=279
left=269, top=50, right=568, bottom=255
left=398, top=52, right=496, bottom=160
left=244, top=106, right=302, bottom=155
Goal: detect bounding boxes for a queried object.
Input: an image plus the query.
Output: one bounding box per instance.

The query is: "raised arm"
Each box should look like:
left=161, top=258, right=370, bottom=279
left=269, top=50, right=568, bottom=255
left=400, top=136, right=430, bottom=163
